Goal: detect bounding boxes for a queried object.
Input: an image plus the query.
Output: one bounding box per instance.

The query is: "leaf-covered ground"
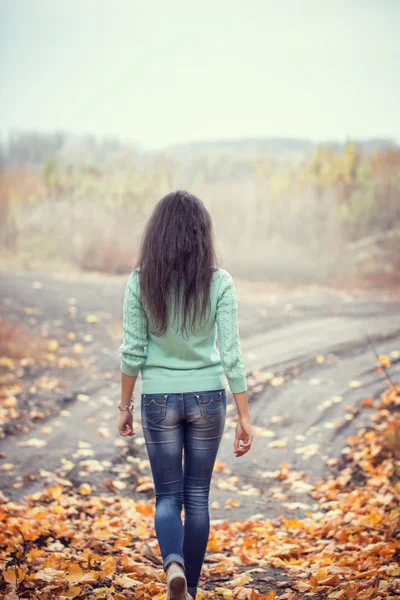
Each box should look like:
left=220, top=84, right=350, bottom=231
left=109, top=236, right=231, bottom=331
left=1, top=272, right=400, bottom=598
left=1, top=385, right=399, bottom=600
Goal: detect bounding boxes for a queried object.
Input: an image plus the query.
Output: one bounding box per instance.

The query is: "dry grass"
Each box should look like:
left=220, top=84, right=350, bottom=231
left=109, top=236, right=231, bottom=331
left=79, top=235, right=137, bottom=274
left=0, top=160, right=398, bottom=281
left=0, top=317, right=46, bottom=361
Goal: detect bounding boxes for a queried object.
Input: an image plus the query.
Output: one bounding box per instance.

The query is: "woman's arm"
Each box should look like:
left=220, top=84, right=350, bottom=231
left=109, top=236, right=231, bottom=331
left=120, top=372, right=137, bottom=406
left=119, top=270, right=148, bottom=381
left=119, top=270, right=148, bottom=408
left=118, top=271, right=147, bottom=437
left=216, top=272, right=253, bottom=456
left=118, top=372, right=137, bottom=437
left=215, top=271, right=248, bottom=394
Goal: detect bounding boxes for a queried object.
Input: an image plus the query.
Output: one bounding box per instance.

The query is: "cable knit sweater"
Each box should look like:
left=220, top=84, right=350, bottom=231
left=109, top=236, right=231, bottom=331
left=119, top=268, right=247, bottom=394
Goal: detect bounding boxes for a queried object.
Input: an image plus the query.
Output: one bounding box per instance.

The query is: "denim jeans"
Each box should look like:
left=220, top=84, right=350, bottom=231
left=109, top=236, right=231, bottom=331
left=141, top=388, right=227, bottom=598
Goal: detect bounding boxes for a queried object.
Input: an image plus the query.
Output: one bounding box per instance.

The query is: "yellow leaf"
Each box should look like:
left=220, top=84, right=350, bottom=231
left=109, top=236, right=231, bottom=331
left=349, top=380, right=361, bottom=388
left=353, top=568, right=378, bottom=579
left=73, top=343, right=84, bottom=354
left=3, top=567, right=27, bottom=584
left=35, top=567, right=65, bottom=582
left=77, top=394, right=90, bottom=402
left=64, top=564, right=99, bottom=584
left=0, top=357, right=14, bottom=368
left=136, top=481, right=154, bottom=492
left=318, top=574, right=341, bottom=587
left=48, top=339, right=59, bottom=351
left=97, top=426, right=110, bottom=438
left=0, top=463, right=15, bottom=471
left=114, top=574, right=141, bottom=588
left=47, top=484, right=64, bottom=498
left=268, top=439, right=287, bottom=448
left=79, top=483, right=92, bottom=495
left=112, top=480, right=127, bottom=491
left=92, top=588, right=117, bottom=597
left=87, top=314, right=100, bottom=323
left=270, top=376, right=285, bottom=387
left=80, top=571, right=100, bottom=584
left=378, top=354, right=391, bottom=368
left=225, top=498, right=241, bottom=508
left=232, top=574, right=251, bottom=586
left=40, top=426, right=52, bottom=435
left=214, top=588, right=233, bottom=599
left=17, top=438, right=47, bottom=448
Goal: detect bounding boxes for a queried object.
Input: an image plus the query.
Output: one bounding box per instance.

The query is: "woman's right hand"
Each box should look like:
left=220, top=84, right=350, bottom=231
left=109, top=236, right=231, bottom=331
left=234, top=418, right=253, bottom=457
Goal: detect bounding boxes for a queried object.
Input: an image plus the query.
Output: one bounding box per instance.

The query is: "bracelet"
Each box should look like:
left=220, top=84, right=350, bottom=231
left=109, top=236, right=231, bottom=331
left=118, top=395, right=135, bottom=414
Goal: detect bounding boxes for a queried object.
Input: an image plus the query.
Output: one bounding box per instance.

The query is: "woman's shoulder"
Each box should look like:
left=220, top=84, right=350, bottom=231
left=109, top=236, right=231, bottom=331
left=211, top=267, right=234, bottom=292
left=212, top=267, right=233, bottom=280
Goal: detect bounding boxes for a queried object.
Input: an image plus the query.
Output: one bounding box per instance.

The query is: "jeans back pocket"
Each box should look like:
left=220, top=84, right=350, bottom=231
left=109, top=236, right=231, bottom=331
left=142, top=393, right=168, bottom=425
left=195, top=390, right=224, bottom=423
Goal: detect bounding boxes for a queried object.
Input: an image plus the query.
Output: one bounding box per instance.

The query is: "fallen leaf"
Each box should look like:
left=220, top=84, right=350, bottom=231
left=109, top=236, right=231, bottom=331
left=86, top=314, right=100, bottom=323
left=268, top=439, right=287, bottom=448
left=349, top=380, right=361, bottom=388
left=47, top=339, right=59, bottom=351
left=17, top=438, right=47, bottom=448
left=79, top=483, right=92, bottom=495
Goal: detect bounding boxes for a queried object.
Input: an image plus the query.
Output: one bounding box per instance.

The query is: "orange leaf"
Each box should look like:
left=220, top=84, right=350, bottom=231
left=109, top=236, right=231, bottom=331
left=361, top=397, right=374, bottom=407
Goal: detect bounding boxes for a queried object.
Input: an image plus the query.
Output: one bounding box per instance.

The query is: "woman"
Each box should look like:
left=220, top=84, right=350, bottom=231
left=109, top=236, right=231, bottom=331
left=117, top=190, right=253, bottom=600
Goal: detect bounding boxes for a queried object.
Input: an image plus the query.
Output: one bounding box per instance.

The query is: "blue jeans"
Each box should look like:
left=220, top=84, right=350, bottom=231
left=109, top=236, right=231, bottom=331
left=141, top=389, right=227, bottom=598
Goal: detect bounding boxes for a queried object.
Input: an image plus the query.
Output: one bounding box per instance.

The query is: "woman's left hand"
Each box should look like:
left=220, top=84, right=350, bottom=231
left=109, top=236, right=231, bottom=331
left=118, top=411, right=135, bottom=436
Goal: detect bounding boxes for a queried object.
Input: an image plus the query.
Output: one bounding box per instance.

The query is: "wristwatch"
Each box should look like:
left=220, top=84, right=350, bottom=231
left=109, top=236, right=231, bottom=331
left=117, top=398, right=135, bottom=414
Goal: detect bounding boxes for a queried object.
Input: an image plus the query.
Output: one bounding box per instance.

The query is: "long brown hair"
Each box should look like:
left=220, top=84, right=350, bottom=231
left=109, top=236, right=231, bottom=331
left=135, top=190, right=218, bottom=337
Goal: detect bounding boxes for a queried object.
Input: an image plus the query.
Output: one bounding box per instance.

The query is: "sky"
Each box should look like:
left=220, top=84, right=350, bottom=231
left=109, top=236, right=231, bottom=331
left=1, top=0, right=399, bottom=149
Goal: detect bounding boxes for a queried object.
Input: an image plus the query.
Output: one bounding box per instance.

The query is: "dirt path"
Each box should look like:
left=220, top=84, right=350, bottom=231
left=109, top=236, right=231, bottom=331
left=1, top=270, right=399, bottom=520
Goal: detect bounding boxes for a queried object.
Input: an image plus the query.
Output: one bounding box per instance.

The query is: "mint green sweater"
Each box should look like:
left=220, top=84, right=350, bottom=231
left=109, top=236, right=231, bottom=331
left=119, top=268, right=247, bottom=394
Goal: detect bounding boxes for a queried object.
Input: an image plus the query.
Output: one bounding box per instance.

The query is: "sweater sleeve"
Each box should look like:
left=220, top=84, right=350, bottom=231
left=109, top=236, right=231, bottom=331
left=216, top=271, right=247, bottom=393
left=119, top=270, right=148, bottom=376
